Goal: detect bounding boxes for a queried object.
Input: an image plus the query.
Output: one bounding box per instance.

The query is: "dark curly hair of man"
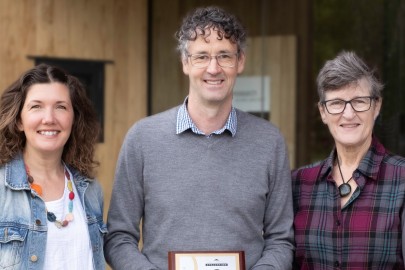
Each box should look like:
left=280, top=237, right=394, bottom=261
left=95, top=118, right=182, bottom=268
left=175, top=6, right=247, bottom=60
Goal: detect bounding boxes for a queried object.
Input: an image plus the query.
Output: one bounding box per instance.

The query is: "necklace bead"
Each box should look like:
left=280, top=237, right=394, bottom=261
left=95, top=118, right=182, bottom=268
left=30, top=183, right=43, bottom=196
left=47, top=212, right=57, bottom=222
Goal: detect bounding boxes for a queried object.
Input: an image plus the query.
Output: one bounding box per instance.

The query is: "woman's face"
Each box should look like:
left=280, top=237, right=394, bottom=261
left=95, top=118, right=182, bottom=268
left=319, top=78, right=381, bottom=150
left=18, top=82, right=74, bottom=157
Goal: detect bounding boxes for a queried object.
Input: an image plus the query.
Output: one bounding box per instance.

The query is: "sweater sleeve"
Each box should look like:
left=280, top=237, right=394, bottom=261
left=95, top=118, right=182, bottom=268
left=104, top=125, right=159, bottom=270
left=251, top=134, right=295, bottom=269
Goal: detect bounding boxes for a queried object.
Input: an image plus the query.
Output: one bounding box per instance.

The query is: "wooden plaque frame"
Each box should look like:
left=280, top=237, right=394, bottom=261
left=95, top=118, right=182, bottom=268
left=168, top=251, right=245, bottom=270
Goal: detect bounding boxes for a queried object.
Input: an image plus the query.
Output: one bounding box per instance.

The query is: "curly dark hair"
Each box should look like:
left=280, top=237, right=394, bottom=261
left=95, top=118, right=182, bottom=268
left=175, top=6, right=247, bottom=60
left=0, top=64, right=100, bottom=178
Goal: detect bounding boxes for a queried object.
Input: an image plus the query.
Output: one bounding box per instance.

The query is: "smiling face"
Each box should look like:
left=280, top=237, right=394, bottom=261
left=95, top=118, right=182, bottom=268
left=18, top=82, right=74, bottom=157
left=182, top=28, right=245, bottom=109
left=319, top=78, right=382, bottom=150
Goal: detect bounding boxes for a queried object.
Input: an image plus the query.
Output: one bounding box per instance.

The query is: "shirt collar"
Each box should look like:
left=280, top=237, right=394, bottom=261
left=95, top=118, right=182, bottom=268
left=5, top=153, right=31, bottom=190
left=320, top=136, right=386, bottom=182
left=357, top=136, right=386, bottom=180
left=176, top=97, right=237, bottom=137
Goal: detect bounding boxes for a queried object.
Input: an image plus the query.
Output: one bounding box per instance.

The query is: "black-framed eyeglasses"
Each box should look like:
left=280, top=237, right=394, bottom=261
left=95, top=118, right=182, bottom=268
left=187, top=53, right=239, bottom=68
left=321, top=96, right=378, bottom=115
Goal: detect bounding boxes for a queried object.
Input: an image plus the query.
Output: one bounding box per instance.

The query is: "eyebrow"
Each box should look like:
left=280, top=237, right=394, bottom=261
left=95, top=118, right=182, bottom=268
left=190, top=49, right=233, bottom=55
left=26, top=100, right=71, bottom=104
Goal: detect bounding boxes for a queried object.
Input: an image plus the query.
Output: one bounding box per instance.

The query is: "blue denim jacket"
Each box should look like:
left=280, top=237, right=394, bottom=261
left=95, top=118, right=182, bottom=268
left=0, top=155, right=107, bottom=269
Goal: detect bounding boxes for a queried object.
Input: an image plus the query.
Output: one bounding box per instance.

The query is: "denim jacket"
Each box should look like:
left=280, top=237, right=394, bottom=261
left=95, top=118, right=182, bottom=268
left=0, top=154, right=107, bottom=270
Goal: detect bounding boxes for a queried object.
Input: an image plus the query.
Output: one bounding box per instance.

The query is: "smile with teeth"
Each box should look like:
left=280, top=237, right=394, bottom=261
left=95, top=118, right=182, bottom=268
left=39, top=131, right=59, bottom=136
left=205, top=79, right=223, bottom=85
left=341, top=124, right=359, bottom=128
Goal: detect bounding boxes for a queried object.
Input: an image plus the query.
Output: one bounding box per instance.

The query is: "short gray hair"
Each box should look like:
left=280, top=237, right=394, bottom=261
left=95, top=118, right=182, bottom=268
left=317, top=51, right=383, bottom=102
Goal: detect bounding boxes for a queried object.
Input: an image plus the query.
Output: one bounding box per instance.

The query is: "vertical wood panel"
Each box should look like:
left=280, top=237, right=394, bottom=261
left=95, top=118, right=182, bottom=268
left=0, top=0, right=35, bottom=90
left=150, top=0, right=185, bottom=113
left=244, top=36, right=297, bottom=167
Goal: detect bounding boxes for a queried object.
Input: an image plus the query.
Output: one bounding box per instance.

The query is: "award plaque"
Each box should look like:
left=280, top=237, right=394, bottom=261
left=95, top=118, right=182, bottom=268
left=168, top=251, right=245, bottom=270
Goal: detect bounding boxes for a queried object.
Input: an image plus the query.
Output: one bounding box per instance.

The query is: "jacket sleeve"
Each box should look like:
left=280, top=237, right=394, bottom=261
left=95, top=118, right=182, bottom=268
left=251, top=134, right=295, bottom=269
left=104, top=125, right=159, bottom=270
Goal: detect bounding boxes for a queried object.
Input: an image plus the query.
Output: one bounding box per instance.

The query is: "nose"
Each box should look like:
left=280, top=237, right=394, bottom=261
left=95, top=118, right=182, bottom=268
left=42, top=108, right=55, bottom=124
left=342, top=102, right=356, bottom=117
left=206, top=56, right=222, bottom=74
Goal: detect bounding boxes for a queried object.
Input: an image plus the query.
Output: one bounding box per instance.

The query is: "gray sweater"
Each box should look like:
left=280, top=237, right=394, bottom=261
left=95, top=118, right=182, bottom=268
left=104, top=106, right=294, bottom=270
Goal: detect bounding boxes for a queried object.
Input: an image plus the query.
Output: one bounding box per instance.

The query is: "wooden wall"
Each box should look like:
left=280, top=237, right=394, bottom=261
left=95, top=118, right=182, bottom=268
left=0, top=0, right=148, bottom=219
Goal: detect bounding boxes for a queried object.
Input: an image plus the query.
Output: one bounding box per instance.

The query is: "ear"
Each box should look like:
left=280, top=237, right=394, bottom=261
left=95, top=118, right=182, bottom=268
left=318, top=103, right=328, bottom=124
left=373, top=97, right=382, bottom=120
left=237, top=52, right=246, bottom=74
left=182, top=57, right=190, bottom=75
left=17, top=119, right=24, bottom=131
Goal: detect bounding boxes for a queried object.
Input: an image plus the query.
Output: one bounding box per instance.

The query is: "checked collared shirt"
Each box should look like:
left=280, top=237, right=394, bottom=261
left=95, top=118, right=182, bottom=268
left=292, top=136, right=405, bottom=269
left=176, top=97, right=237, bottom=137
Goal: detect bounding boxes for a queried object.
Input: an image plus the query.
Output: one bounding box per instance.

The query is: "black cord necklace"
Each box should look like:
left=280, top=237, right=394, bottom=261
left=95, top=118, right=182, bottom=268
left=336, top=158, right=353, bottom=197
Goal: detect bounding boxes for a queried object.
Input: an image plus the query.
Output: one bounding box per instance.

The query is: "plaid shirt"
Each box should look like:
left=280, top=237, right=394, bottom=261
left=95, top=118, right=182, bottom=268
left=292, top=137, right=405, bottom=269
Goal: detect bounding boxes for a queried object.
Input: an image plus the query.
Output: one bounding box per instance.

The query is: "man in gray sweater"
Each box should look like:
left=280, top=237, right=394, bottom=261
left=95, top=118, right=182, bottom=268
left=104, top=6, right=294, bottom=270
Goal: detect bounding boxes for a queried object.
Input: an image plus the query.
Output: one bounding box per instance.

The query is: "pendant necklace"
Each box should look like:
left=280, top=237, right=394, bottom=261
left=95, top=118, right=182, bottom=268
left=336, top=157, right=353, bottom=197
left=25, top=164, right=75, bottom=228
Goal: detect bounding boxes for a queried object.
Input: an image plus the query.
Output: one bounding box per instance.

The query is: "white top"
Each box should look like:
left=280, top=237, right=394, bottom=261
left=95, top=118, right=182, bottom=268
left=43, top=169, right=94, bottom=270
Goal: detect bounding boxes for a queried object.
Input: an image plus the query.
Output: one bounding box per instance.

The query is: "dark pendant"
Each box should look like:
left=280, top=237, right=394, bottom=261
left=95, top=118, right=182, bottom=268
left=338, top=183, right=351, bottom=197
left=47, top=212, right=57, bottom=222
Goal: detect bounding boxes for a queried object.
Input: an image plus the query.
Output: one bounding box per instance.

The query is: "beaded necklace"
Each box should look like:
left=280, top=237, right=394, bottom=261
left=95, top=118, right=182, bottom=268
left=25, top=164, right=75, bottom=228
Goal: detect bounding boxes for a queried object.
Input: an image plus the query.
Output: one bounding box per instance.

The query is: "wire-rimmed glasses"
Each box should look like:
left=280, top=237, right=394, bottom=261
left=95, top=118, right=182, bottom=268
left=187, top=53, right=239, bottom=68
left=321, top=96, right=377, bottom=115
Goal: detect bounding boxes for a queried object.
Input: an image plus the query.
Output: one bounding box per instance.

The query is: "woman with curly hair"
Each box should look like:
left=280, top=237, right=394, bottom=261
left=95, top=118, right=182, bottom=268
left=0, top=64, right=106, bottom=269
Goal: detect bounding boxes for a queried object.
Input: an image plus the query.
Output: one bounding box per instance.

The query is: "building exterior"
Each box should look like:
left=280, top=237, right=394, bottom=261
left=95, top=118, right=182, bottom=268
left=1, top=0, right=404, bottom=222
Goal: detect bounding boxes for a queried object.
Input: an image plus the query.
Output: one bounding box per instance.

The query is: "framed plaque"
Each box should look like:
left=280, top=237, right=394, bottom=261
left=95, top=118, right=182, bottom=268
left=168, top=251, right=245, bottom=270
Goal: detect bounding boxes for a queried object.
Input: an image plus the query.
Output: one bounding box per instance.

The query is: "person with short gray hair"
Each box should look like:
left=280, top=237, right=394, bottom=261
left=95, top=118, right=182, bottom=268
left=104, top=6, right=294, bottom=270
left=292, top=51, right=405, bottom=269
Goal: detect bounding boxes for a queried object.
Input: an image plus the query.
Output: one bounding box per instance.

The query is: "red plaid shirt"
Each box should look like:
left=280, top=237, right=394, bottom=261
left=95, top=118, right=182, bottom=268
left=292, top=137, right=405, bottom=269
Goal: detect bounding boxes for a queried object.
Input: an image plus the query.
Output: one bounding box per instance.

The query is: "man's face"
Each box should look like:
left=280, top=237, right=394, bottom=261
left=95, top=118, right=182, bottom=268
left=182, top=28, right=245, bottom=108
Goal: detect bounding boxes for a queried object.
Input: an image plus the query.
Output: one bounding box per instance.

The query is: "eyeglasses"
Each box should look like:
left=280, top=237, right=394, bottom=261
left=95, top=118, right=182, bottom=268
left=187, top=53, right=239, bottom=68
left=321, top=96, right=377, bottom=115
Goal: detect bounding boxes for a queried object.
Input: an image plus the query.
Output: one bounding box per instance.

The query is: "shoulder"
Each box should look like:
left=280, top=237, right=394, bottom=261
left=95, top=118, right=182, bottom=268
left=291, top=160, right=325, bottom=182
left=380, top=152, right=405, bottom=181
left=72, top=172, right=104, bottom=218
left=135, top=106, right=178, bottom=127
left=126, top=106, right=178, bottom=137
left=372, top=137, right=405, bottom=170
left=236, top=109, right=277, bottom=129
left=383, top=152, right=405, bottom=167
left=69, top=167, right=103, bottom=196
left=235, top=109, right=283, bottom=138
left=118, top=107, right=179, bottom=151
